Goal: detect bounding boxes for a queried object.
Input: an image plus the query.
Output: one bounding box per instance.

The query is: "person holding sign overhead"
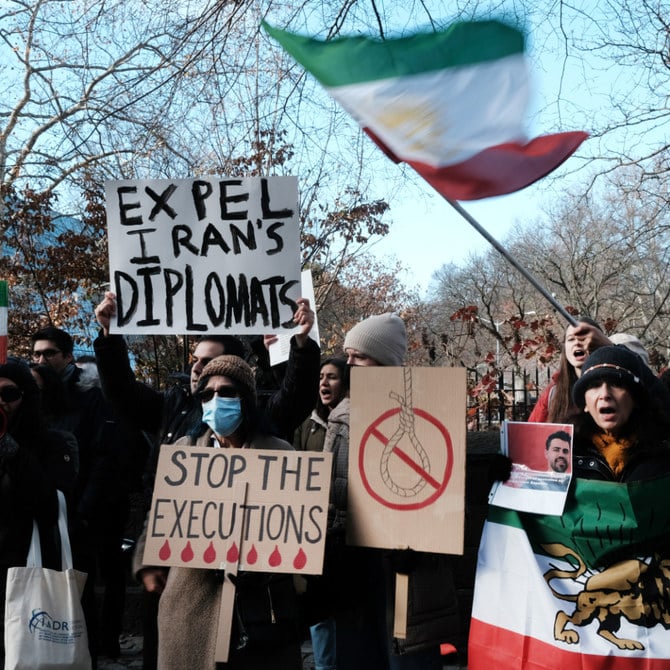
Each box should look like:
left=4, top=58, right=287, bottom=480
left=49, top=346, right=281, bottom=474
left=134, top=354, right=303, bottom=669
left=94, top=291, right=319, bottom=449
left=93, top=291, right=319, bottom=669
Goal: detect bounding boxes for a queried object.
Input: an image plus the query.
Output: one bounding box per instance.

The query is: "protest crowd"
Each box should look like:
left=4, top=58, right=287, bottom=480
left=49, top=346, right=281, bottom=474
left=1, top=13, right=668, bottom=670
left=0, top=159, right=669, bottom=670
left=4, top=273, right=670, bottom=670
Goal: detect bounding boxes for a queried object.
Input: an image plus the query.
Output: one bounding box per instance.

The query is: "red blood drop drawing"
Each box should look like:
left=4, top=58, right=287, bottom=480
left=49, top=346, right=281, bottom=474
left=203, top=542, right=216, bottom=564
left=246, top=544, right=258, bottom=565
left=159, top=540, right=171, bottom=561
left=227, top=542, right=239, bottom=563
left=268, top=545, right=282, bottom=567
left=181, top=541, right=194, bottom=562
left=293, top=548, right=307, bottom=570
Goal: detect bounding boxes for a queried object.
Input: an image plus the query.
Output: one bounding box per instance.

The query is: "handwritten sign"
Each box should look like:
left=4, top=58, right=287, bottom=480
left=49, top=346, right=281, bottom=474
left=143, top=446, right=332, bottom=574
left=105, top=176, right=301, bottom=334
left=348, top=367, right=466, bottom=555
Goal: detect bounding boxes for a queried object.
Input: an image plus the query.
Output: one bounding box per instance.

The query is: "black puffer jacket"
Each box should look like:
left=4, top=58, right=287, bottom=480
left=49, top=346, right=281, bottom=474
left=94, top=333, right=319, bottom=446
left=573, top=437, right=670, bottom=483
left=0, top=428, right=75, bottom=662
left=321, top=397, right=461, bottom=656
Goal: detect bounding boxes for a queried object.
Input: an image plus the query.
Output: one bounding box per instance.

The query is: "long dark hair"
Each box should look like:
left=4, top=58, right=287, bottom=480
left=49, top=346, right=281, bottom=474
left=0, top=357, right=47, bottom=445
left=548, top=317, right=603, bottom=423
left=316, top=356, right=348, bottom=421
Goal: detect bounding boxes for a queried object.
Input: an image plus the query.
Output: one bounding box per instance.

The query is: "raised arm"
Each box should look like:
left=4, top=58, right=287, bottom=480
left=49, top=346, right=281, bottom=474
left=93, top=292, right=166, bottom=434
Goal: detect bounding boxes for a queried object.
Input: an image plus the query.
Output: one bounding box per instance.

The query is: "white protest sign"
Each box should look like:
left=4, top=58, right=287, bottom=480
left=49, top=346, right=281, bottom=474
left=348, top=366, right=466, bottom=555
left=268, top=269, right=319, bottom=366
left=105, top=176, right=301, bottom=334
left=143, top=446, right=332, bottom=574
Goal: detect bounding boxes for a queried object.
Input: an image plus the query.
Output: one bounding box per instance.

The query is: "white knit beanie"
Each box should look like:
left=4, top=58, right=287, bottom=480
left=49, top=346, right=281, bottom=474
left=609, top=333, right=651, bottom=368
left=343, top=313, right=407, bottom=366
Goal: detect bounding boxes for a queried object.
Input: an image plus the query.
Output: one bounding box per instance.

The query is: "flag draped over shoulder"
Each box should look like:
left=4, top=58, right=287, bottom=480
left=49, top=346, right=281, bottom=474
left=264, top=20, right=588, bottom=201
left=469, top=476, right=670, bottom=670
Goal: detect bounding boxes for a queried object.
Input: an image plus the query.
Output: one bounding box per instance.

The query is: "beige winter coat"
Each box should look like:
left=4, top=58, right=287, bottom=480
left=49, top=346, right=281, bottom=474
left=134, top=429, right=297, bottom=670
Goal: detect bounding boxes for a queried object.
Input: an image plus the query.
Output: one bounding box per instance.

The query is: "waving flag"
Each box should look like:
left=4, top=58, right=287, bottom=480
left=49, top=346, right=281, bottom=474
left=264, top=20, right=587, bottom=200
left=469, top=477, right=670, bottom=670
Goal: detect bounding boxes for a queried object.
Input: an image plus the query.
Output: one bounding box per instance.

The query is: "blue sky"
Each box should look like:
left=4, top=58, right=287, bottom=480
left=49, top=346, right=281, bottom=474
left=359, top=2, right=652, bottom=297
left=371, top=182, right=542, bottom=295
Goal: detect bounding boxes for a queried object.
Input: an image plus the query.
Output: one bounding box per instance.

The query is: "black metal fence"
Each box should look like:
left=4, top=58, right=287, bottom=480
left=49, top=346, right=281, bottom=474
left=467, top=367, right=554, bottom=431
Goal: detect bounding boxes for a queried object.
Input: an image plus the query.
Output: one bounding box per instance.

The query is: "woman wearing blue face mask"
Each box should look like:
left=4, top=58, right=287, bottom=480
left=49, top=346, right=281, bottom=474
left=197, top=357, right=252, bottom=447
left=134, top=355, right=302, bottom=670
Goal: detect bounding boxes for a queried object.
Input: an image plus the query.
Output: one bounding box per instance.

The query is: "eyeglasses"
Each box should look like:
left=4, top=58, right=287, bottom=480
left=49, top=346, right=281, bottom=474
left=197, top=387, right=239, bottom=403
left=32, top=348, right=62, bottom=360
left=0, top=386, right=23, bottom=403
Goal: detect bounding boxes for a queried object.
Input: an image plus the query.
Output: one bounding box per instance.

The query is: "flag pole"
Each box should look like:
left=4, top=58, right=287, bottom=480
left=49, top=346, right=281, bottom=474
left=444, top=198, right=578, bottom=327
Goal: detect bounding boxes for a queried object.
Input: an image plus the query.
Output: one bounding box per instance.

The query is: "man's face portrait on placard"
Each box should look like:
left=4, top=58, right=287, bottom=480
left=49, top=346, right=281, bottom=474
left=545, top=432, right=571, bottom=473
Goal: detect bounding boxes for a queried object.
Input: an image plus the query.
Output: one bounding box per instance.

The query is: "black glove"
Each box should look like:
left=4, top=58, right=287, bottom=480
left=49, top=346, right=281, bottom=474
left=387, top=548, right=418, bottom=575
left=0, top=432, right=19, bottom=458
left=487, top=453, right=513, bottom=485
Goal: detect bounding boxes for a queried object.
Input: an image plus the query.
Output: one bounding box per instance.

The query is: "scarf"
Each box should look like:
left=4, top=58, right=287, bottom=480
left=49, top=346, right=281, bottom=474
left=592, top=432, right=633, bottom=477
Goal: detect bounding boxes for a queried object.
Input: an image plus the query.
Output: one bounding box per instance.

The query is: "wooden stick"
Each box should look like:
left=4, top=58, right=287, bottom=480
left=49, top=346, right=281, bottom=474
left=215, top=482, right=248, bottom=663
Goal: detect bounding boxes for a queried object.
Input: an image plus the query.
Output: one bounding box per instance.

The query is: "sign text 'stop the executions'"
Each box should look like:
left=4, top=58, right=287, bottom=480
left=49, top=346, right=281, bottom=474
left=143, top=446, right=332, bottom=575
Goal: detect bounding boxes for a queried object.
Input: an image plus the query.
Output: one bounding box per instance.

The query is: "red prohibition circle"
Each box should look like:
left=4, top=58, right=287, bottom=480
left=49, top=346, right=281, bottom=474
left=358, top=406, right=453, bottom=510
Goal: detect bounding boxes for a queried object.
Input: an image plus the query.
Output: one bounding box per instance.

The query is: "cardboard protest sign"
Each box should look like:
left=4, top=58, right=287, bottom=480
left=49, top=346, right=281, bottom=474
left=105, top=176, right=301, bottom=334
left=348, top=366, right=466, bottom=555
left=143, top=446, right=332, bottom=574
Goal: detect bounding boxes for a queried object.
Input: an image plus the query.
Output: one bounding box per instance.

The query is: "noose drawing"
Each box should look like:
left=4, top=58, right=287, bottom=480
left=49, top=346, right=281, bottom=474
left=381, top=368, right=431, bottom=497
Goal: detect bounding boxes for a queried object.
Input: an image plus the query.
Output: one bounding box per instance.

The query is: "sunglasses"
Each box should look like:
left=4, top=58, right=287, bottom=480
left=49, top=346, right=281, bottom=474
left=197, top=387, right=239, bottom=403
left=32, top=348, right=62, bottom=360
left=0, top=386, right=23, bottom=403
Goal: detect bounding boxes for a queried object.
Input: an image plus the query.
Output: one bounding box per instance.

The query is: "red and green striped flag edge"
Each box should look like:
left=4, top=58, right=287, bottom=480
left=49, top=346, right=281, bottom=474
left=263, top=20, right=525, bottom=87
left=264, top=20, right=588, bottom=201
left=0, top=281, right=7, bottom=364
left=469, top=475, right=670, bottom=669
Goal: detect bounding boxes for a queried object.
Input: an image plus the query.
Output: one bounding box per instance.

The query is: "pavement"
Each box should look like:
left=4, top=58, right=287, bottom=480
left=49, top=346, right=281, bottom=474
left=96, top=635, right=464, bottom=669
left=98, top=635, right=316, bottom=669
left=98, top=635, right=143, bottom=670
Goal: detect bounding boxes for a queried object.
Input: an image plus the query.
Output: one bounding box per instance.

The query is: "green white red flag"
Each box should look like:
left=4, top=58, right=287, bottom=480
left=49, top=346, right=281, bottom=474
left=469, top=476, right=670, bottom=670
left=264, top=20, right=587, bottom=201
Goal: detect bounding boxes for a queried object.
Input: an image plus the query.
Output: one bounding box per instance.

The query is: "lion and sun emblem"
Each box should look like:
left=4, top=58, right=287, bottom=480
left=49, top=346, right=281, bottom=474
left=541, top=542, right=670, bottom=651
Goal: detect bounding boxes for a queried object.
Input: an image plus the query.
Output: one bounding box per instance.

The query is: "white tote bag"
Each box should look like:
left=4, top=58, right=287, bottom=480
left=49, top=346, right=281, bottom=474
left=4, top=491, right=92, bottom=670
